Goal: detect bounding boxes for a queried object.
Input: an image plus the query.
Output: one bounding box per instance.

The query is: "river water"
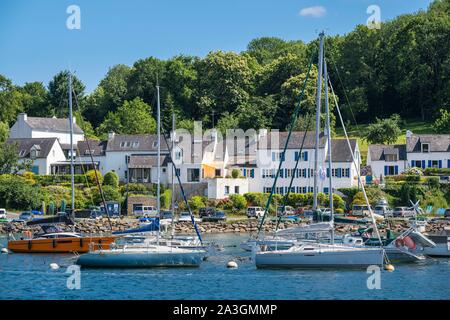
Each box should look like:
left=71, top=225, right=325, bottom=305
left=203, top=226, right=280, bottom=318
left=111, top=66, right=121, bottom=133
left=1, top=233, right=449, bottom=300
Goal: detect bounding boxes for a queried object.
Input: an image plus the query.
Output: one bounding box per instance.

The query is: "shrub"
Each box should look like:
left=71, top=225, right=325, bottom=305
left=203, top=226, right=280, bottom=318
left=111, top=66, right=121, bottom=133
left=103, top=171, right=119, bottom=188
left=0, top=174, right=42, bottom=210
left=231, top=168, right=241, bottom=179
left=160, top=189, right=172, bottom=209
left=91, top=185, right=121, bottom=205
left=188, top=195, right=206, bottom=211
left=86, top=170, right=103, bottom=185
left=227, top=194, right=247, bottom=212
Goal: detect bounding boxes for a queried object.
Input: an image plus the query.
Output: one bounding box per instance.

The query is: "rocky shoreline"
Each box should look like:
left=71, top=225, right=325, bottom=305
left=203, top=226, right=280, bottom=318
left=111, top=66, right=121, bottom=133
left=1, top=217, right=449, bottom=236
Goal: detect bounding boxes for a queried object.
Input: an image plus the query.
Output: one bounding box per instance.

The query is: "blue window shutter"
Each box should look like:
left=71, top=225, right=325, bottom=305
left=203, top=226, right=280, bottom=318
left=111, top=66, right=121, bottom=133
left=384, top=166, right=388, bottom=176
left=438, top=160, right=442, bottom=168
left=337, top=168, right=342, bottom=178
left=394, top=166, right=398, bottom=175
left=304, top=151, right=308, bottom=161
left=448, top=160, right=450, bottom=168
left=294, top=151, right=298, bottom=161
left=428, top=160, right=432, bottom=168
left=421, top=160, right=425, bottom=169
left=281, top=152, right=285, bottom=161
left=326, top=168, right=330, bottom=177
left=251, top=169, right=254, bottom=178
left=280, top=169, right=284, bottom=178
left=411, top=160, right=414, bottom=167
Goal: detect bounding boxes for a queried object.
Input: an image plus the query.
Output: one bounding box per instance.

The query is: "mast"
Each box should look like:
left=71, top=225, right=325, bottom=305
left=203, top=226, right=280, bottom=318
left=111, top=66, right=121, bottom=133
left=171, top=112, right=176, bottom=239
left=313, top=32, right=325, bottom=211
left=324, top=59, right=334, bottom=244
left=156, top=83, right=161, bottom=243
left=68, top=71, right=75, bottom=212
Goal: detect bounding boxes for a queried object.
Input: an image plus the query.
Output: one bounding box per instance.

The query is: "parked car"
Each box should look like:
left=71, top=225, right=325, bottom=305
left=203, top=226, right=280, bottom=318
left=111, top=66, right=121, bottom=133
left=393, top=207, right=415, bottom=218
left=351, top=205, right=373, bottom=217
left=178, top=211, right=201, bottom=223
left=276, top=205, right=295, bottom=217
left=160, top=210, right=174, bottom=220
left=0, top=208, right=7, bottom=220
left=202, top=211, right=226, bottom=222
left=134, top=205, right=158, bottom=218
left=199, top=207, right=216, bottom=218
left=246, top=206, right=265, bottom=218
left=443, top=208, right=450, bottom=219
left=13, top=211, right=34, bottom=222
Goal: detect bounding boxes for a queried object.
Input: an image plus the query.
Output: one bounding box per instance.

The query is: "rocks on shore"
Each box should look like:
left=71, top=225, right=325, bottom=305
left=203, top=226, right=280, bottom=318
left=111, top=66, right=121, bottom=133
left=1, top=217, right=449, bottom=236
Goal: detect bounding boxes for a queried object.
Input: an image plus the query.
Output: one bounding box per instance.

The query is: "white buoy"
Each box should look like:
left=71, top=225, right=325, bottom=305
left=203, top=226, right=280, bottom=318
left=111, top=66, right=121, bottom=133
left=49, top=263, right=60, bottom=270
left=227, top=261, right=238, bottom=268
left=1, top=248, right=8, bottom=254
left=384, top=264, right=395, bottom=272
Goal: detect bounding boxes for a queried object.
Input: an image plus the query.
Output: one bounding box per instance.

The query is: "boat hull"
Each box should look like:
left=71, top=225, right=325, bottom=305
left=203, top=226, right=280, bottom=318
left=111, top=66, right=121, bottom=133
left=76, top=249, right=204, bottom=268
left=255, top=247, right=384, bottom=268
left=7, top=236, right=116, bottom=253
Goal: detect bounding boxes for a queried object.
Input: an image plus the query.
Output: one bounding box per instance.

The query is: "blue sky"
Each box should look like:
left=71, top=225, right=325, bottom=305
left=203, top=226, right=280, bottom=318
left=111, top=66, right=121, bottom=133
left=0, top=0, right=433, bottom=93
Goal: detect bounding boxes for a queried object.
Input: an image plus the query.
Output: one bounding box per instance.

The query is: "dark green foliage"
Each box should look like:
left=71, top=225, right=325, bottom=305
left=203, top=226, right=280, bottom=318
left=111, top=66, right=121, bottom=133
left=103, top=171, right=119, bottom=188
left=0, top=175, right=42, bottom=210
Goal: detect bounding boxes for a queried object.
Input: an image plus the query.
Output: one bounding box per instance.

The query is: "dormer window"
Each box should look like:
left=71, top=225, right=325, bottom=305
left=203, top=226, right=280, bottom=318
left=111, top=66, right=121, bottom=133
left=385, top=154, right=397, bottom=162
left=132, top=141, right=139, bottom=148
left=19, top=149, right=27, bottom=157
left=152, top=141, right=158, bottom=148
left=421, top=143, right=429, bottom=153
left=30, top=149, right=38, bottom=159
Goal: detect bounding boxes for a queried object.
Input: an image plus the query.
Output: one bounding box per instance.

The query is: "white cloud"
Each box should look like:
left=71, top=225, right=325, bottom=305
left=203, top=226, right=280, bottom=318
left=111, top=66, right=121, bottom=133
left=299, top=6, right=327, bottom=18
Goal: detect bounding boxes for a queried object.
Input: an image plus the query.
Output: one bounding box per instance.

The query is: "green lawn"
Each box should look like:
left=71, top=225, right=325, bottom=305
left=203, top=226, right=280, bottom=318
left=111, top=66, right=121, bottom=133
left=334, top=119, right=434, bottom=164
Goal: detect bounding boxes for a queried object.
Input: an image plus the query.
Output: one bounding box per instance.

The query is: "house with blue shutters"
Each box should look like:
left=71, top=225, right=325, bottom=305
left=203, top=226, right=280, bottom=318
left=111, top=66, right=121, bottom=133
left=406, top=132, right=450, bottom=171
left=253, top=131, right=361, bottom=195
left=367, top=131, right=450, bottom=180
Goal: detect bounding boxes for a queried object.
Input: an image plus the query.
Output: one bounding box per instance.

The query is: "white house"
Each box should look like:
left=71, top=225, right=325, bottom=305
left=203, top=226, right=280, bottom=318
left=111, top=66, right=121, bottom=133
left=367, top=131, right=450, bottom=179
left=9, top=113, right=84, bottom=149
left=366, top=144, right=407, bottom=179
left=6, top=138, right=66, bottom=174
left=249, top=131, right=361, bottom=195
left=406, top=132, right=450, bottom=170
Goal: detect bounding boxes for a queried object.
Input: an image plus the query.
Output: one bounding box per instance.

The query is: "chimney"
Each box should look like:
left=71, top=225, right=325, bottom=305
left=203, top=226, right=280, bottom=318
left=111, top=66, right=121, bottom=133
left=108, top=131, right=115, bottom=140
left=406, top=130, right=413, bottom=139
left=258, top=128, right=268, bottom=141
left=18, top=113, right=27, bottom=122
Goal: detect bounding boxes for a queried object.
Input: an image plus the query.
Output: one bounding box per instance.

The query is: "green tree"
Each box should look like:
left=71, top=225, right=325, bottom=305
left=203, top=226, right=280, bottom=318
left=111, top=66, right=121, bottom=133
left=0, top=75, right=25, bottom=125
left=0, top=121, right=9, bottom=143
left=97, top=97, right=157, bottom=136
left=21, top=82, right=51, bottom=117
left=0, top=142, right=32, bottom=174
left=363, top=114, right=402, bottom=144
left=0, top=174, right=42, bottom=210
left=433, top=108, right=450, bottom=133
left=48, top=71, right=85, bottom=117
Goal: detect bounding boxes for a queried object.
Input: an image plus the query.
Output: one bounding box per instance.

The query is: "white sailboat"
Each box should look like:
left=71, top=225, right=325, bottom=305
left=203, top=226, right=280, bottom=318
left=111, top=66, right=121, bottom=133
left=77, top=83, right=205, bottom=268
left=254, top=32, right=386, bottom=268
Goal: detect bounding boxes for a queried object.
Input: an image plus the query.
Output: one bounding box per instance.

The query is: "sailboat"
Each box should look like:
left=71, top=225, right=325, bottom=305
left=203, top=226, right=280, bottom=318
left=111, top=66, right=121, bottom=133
left=7, top=72, right=116, bottom=253
left=254, top=32, right=386, bottom=268
left=77, top=83, right=205, bottom=267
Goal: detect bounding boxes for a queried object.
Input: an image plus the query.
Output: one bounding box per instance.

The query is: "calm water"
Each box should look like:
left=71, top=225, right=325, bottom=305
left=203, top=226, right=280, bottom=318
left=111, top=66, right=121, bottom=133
left=1, top=233, right=449, bottom=300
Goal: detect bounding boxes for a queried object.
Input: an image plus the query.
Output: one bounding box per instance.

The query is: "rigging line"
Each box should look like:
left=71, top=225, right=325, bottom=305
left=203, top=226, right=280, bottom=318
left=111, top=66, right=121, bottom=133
left=72, top=88, right=113, bottom=232
left=256, top=46, right=318, bottom=239
left=328, top=57, right=358, bottom=127
left=159, top=123, right=203, bottom=244
left=327, top=74, right=385, bottom=253
left=274, top=111, right=315, bottom=233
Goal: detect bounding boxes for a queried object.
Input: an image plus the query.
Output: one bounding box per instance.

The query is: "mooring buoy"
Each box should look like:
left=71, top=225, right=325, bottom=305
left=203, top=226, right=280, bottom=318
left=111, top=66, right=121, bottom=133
left=49, top=263, right=60, bottom=270
left=384, top=264, right=395, bottom=272
left=227, top=261, right=238, bottom=268
left=1, top=248, right=8, bottom=254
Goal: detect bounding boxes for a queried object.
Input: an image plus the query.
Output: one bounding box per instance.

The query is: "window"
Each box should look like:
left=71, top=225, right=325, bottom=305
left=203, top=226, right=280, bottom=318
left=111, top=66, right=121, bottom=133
left=225, top=186, right=230, bottom=195
left=215, top=169, right=221, bottom=177
left=234, top=186, right=239, bottom=194
left=385, top=154, right=397, bottom=162
left=272, top=152, right=284, bottom=161
left=152, top=141, right=158, bottom=148
left=187, top=168, right=200, bottom=182
left=175, top=150, right=182, bottom=160
left=125, top=155, right=130, bottom=164
left=422, top=143, right=429, bottom=153
left=30, top=150, right=38, bottom=159
left=411, top=160, right=423, bottom=168
left=175, top=168, right=180, bottom=176
left=132, top=141, right=140, bottom=148
left=19, top=149, right=27, bottom=157
left=431, top=160, right=439, bottom=168
left=263, top=187, right=272, bottom=193
left=384, top=165, right=398, bottom=176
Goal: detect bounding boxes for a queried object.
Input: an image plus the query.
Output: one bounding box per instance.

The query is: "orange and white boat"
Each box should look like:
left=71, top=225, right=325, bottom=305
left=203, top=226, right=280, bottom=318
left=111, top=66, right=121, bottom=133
left=7, top=231, right=116, bottom=253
